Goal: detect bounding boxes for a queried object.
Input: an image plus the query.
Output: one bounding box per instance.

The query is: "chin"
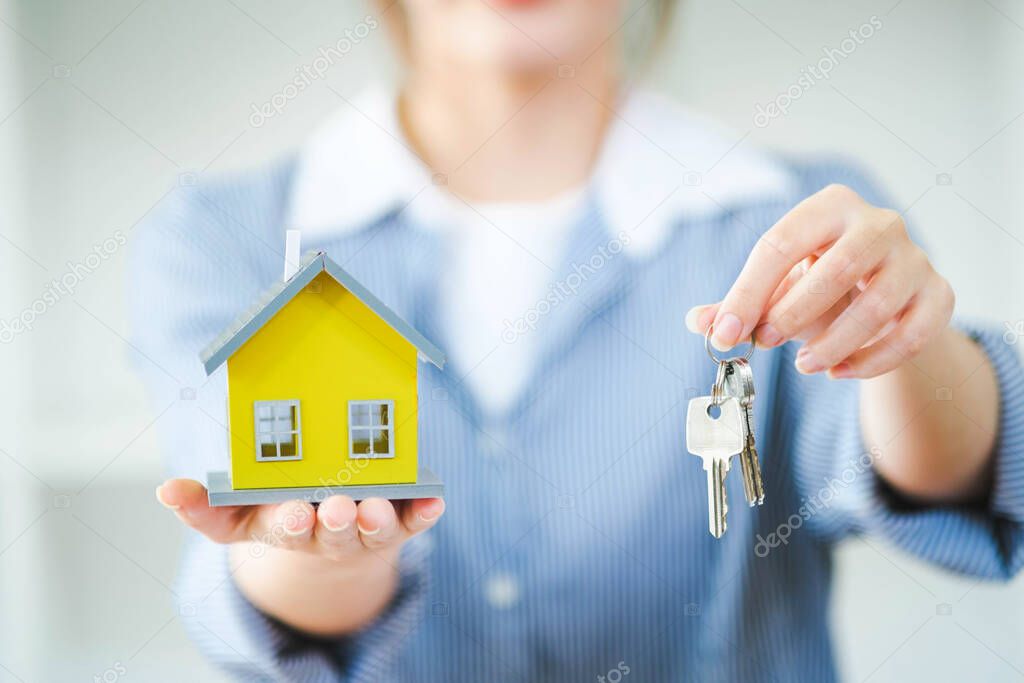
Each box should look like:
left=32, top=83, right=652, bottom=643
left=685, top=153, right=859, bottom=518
left=412, top=0, right=621, bottom=71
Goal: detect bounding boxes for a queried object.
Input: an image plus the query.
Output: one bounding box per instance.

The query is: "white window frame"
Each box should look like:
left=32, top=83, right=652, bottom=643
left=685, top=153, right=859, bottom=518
left=254, top=399, right=303, bottom=462
left=348, top=400, right=395, bottom=459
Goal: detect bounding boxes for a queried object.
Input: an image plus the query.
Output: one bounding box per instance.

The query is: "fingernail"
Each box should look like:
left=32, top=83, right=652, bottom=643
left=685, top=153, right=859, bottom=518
left=828, top=362, right=855, bottom=379
left=684, top=307, right=702, bottom=333
left=321, top=516, right=350, bottom=533
left=357, top=523, right=380, bottom=536
left=755, top=323, right=783, bottom=348
left=795, top=347, right=823, bottom=374
left=284, top=511, right=310, bottom=536
left=712, top=313, right=742, bottom=350
left=155, top=485, right=180, bottom=510
left=417, top=510, right=441, bottom=524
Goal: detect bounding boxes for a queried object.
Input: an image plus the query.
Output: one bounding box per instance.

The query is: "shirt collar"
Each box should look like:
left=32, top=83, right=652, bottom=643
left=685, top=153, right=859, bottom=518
left=287, top=85, right=797, bottom=257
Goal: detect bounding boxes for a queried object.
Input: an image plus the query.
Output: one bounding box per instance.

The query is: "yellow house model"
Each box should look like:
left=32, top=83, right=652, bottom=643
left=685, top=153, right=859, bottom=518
left=200, top=245, right=446, bottom=506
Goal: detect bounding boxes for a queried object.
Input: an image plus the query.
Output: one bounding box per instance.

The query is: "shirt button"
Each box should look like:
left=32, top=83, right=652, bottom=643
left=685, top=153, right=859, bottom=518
left=484, top=573, right=521, bottom=609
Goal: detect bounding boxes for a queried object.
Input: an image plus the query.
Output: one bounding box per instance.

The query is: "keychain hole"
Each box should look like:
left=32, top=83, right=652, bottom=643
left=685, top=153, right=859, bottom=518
left=706, top=403, right=722, bottom=420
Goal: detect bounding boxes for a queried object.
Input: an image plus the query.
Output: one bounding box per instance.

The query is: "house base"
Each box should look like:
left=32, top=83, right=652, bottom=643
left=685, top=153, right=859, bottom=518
left=206, top=467, right=445, bottom=507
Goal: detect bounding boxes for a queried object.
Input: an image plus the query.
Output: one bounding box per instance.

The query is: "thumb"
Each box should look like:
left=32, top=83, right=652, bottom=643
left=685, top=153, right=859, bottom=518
left=685, top=303, right=720, bottom=335
left=156, top=478, right=256, bottom=545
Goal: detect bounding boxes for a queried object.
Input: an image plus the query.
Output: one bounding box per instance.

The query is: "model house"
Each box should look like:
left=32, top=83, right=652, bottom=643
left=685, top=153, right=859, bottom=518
left=199, top=237, right=445, bottom=504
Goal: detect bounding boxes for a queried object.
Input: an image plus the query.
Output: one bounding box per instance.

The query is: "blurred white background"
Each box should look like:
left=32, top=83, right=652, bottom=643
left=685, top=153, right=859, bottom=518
left=0, top=0, right=1022, bottom=681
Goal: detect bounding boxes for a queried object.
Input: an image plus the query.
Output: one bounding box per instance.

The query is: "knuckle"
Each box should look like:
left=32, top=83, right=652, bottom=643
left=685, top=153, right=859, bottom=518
left=828, top=249, right=857, bottom=277
left=907, top=245, right=930, bottom=271
left=726, top=282, right=759, bottom=309
left=859, top=288, right=899, bottom=326
left=275, top=534, right=309, bottom=552
left=813, top=341, right=842, bottom=367
left=755, top=230, right=792, bottom=260
left=856, top=362, right=888, bottom=379
left=771, top=307, right=802, bottom=337
left=825, top=251, right=861, bottom=291
left=822, top=183, right=857, bottom=203
left=939, top=277, right=956, bottom=316
left=361, top=534, right=393, bottom=550
left=895, top=325, right=929, bottom=358
left=320, top=537, right=359, bottom=559
left=874, top=208, right=906, bottom=238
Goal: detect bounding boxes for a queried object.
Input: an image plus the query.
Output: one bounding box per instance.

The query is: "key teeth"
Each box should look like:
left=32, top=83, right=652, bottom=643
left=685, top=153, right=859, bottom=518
left=745, top=448, right=761, bottom=507
left=748, top=444, right=766, bottom=506
left=741, top=442, right=766, bottom=507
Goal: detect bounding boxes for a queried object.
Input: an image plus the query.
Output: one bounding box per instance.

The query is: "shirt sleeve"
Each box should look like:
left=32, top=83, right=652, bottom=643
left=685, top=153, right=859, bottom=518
left=784, top=322, right=1024, bottom=579
left=175, top=532, right=432, bottom=682
left=128, top=182, right=431, bottom=680
left=778, top=162, right=1024, bottom=579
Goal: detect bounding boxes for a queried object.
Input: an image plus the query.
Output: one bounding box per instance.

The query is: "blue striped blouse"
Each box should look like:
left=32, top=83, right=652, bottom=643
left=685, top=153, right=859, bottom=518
left=129, top=157, right=1024, bottom=682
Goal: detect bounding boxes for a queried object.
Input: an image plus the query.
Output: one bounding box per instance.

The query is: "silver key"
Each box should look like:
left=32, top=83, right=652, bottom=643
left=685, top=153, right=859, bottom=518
left=686, top=395, right=745, bottom=538
left=724, top=358, right=765, bottom=506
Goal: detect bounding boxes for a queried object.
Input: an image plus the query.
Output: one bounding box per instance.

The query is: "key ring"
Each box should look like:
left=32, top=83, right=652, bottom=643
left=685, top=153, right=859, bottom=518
left=704, top=324, right=756, bottom=364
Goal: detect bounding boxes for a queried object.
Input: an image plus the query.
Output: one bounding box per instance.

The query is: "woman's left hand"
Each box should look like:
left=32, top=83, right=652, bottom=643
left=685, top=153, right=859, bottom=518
left=685, top=183, right=955, bottom=380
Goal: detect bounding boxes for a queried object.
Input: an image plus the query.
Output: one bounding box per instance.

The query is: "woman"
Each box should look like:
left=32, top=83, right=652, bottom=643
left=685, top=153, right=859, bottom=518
left=133, top=1, right=1024, bottom=680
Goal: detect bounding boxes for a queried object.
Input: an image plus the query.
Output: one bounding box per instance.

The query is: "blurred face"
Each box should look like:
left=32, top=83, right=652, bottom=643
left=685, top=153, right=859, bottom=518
left=401, top=0, right=624, bottom=72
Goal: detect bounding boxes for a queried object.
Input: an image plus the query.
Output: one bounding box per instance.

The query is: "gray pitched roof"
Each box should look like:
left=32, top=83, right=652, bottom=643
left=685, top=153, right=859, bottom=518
left=199, top=251, right=445, bottom=375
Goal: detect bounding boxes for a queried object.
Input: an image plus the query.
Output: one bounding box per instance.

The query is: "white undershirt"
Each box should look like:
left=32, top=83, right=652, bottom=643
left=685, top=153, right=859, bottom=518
left=433, top=186, right=586, bottom=418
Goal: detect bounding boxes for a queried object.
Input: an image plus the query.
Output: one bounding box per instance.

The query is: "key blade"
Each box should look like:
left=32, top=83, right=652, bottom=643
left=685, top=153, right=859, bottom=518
left=707, top=457, right=729, bottom=538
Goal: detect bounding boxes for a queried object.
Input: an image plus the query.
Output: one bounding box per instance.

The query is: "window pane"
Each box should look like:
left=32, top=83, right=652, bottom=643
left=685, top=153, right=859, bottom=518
left=256, top=418, right=274, bottom=434
left=257, top=404, right=273, bottom=419
left=372, top=429, right=389, bottom=455
left=351, top=403, right=369, bottom=425
left=352, top=429, right=371, bottom=455
left=278, top=433, right=298, bottom=457
left=257, top=433, right=277, bottom=459
left=372, top=403, right=389, bottom=426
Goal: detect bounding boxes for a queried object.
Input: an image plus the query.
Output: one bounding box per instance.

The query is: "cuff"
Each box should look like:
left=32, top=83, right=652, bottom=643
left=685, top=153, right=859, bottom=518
left=965, top=322, right=1024, bottom=524
left=177, top=534, right=431, bottom=681
left=840, top=320, right=1024, bottom=580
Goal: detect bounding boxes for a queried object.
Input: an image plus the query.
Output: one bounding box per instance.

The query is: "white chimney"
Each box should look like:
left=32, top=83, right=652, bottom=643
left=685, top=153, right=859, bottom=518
left=283, top=229, right=301, bottom=281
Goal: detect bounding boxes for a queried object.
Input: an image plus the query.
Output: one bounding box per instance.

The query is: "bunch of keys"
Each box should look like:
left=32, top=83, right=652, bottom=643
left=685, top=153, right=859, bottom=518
left=685, top=327, right=766, bottom=538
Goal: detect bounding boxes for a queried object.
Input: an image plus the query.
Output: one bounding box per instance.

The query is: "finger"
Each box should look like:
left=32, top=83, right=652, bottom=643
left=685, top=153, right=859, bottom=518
left=688, top=259, right=809, bottom=344
left=787, top=288, right=856, bottom=344
left=752, top=258, right=815, bottom=346
left=763, top=217, right=896, bottom=346
left=829, top=274, right=954, bottom=379
left=156, top=478, right=257, bottom=545
left=684, top=303, right=719, bottom=334
left=314, top=495, right=361, bottom=557
left=711, top=185, right=857, bottom=350
left=399, top=497, right=446, bottom=538
left=797, top=250, right=928, bottom=373
left=356, top=497, right=402, bottom=549
left=249, top=500, right=317, bottom=551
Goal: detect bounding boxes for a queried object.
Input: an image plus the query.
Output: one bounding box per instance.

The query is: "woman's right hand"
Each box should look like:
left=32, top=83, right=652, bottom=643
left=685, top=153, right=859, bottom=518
left=156, top=479, right=444, bottom=636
